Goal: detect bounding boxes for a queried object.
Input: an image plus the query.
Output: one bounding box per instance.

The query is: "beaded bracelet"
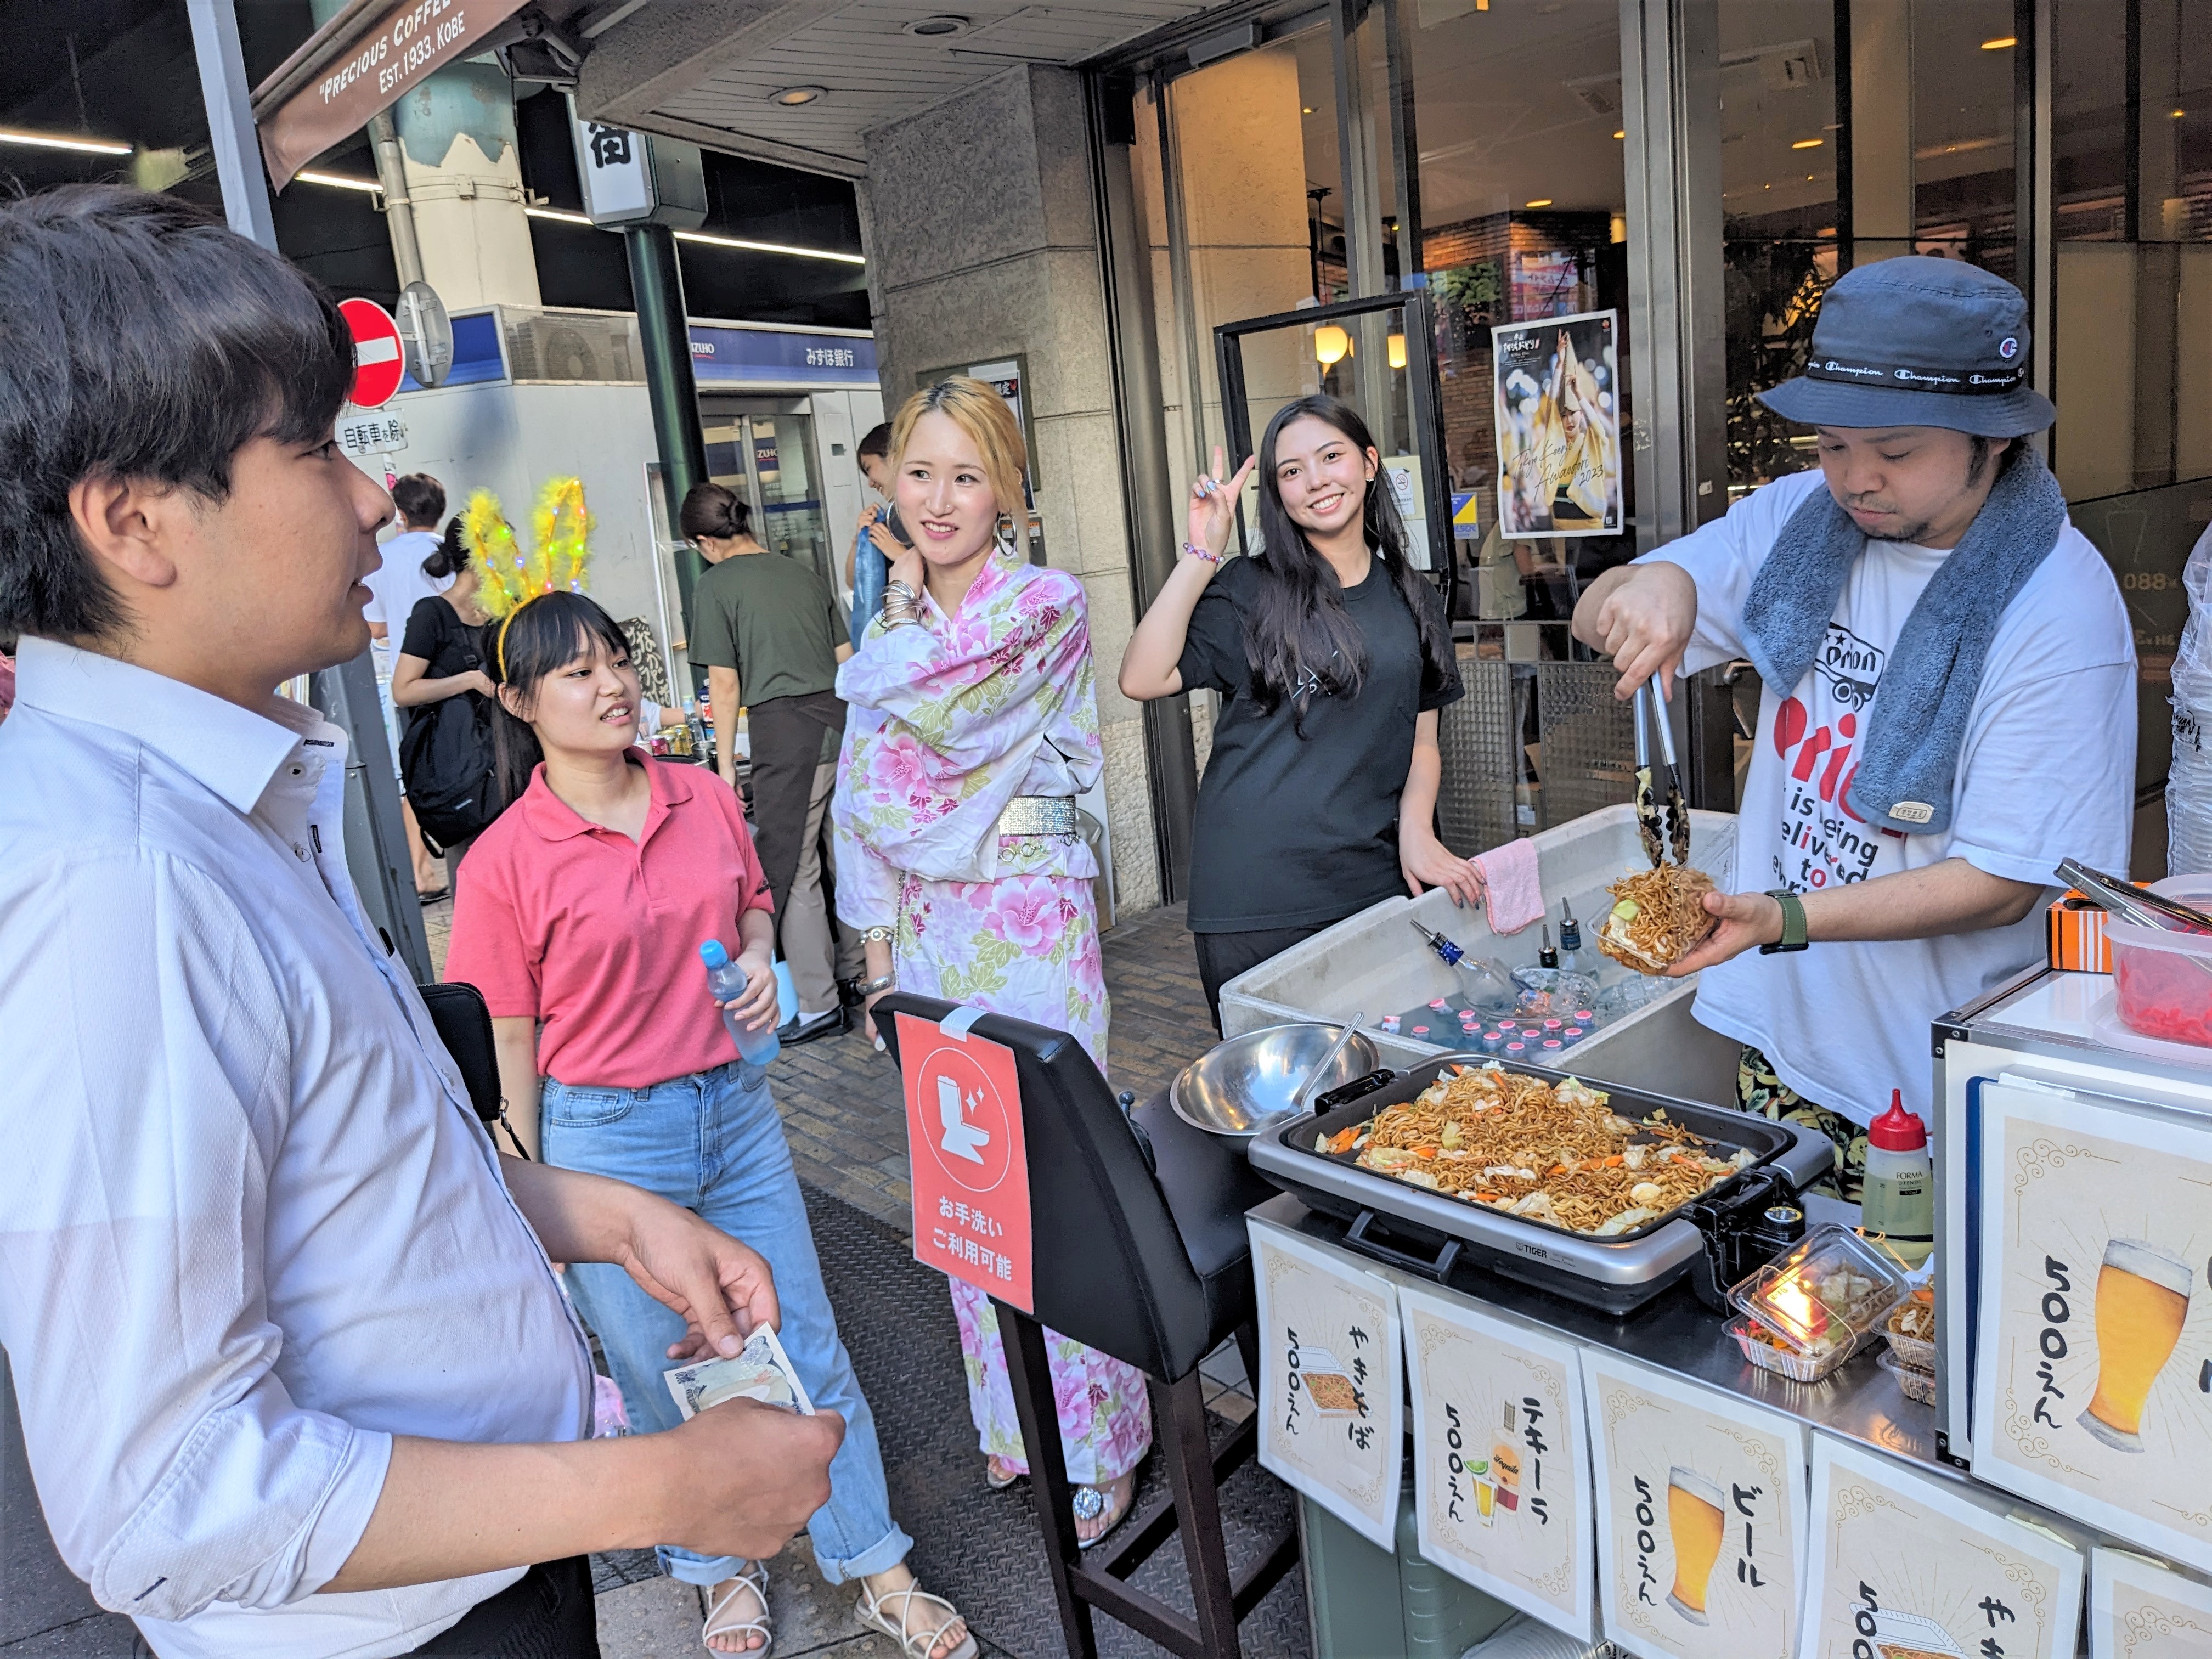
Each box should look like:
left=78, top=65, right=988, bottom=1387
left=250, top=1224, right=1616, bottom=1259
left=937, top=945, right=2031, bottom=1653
left=1180, top=541, right=1223, bottom=565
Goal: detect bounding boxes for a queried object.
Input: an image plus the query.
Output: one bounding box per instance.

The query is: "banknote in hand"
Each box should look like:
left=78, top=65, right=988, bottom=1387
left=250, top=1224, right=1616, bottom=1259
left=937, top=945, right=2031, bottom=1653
left=664, top=1325, right=816, bottom=1421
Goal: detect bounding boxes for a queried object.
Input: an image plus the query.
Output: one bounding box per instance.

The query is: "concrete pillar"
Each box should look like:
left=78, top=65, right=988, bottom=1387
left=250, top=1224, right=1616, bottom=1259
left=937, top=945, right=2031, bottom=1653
left=865, top=66, right=1164, bottom=913
left=1848, top=0, right=1915, bottom=267
left=391, top=61, right=543, bottom=309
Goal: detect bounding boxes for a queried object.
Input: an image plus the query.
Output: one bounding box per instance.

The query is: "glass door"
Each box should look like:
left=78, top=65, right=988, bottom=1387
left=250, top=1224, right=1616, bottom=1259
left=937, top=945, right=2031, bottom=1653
left=700, top=398, right=838, bottom=599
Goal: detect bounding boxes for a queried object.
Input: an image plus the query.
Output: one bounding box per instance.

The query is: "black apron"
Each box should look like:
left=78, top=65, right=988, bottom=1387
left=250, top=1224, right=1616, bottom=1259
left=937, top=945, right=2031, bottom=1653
left=746, top=688, right=848, bottom=949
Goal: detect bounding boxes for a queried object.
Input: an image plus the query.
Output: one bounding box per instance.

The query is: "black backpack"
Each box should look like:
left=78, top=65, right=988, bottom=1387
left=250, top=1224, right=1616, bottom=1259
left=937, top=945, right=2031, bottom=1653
left=396, top=603, right=500, bottom=849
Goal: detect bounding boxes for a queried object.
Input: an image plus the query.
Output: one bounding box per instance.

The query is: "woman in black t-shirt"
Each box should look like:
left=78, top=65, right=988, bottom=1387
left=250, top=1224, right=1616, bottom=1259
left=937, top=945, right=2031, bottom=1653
left=1121, top=395, right=1483, bottom=1025
left=391, top=516, right=499, bottom=875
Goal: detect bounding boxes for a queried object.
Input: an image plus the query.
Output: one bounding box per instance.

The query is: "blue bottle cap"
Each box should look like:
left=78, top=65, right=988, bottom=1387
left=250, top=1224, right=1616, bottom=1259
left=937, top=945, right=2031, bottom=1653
left=699, top=940, right=730, bottom=969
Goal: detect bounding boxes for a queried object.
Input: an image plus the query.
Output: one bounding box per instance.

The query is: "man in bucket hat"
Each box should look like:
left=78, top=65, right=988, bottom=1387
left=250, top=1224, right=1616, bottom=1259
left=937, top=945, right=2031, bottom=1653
left=1573, top=256, right=2134, bottom=1197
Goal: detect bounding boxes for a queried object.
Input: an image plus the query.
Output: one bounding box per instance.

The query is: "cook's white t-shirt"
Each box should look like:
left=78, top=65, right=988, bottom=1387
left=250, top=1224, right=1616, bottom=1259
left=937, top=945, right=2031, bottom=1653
left=363, top=529, right=453, bottom=675
left=1645, top=467, right=2136, bottom=1125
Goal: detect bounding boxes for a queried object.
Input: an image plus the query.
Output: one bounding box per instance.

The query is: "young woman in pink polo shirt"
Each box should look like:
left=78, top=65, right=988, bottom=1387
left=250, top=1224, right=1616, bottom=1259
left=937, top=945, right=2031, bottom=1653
left=445, top=592, right=971, bottom=1659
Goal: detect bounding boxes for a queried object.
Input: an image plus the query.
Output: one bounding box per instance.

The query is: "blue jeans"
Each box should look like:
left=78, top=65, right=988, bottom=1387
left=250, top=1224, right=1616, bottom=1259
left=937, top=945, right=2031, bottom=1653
left=541, top=1059, right=913, bottom=1587
left=849, top=527, right=886, bottom=650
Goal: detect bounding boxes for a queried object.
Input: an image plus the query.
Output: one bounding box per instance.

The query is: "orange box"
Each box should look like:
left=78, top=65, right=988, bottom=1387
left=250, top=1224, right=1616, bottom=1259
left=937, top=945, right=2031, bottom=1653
left=2048, top=891, right=2113, bottom=973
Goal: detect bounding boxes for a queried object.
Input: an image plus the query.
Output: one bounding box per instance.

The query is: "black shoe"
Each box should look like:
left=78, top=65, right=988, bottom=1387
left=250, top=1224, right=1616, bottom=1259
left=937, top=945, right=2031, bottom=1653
left=777, top=1007, right=849, bottom=1046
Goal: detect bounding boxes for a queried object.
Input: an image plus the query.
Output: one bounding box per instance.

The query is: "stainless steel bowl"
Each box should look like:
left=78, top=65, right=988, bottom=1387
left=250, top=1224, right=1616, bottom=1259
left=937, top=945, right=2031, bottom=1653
left=1169, top=1022, right=1383, bottom=1138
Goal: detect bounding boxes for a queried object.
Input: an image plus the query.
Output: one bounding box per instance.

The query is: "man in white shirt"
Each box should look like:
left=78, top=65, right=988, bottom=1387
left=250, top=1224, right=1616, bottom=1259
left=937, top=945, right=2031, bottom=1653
left=0, top=188, right=840, bottom=1658
left=364, top=473, right=453, bottom=897
left=1574, top=256, right=2134, bottom=1195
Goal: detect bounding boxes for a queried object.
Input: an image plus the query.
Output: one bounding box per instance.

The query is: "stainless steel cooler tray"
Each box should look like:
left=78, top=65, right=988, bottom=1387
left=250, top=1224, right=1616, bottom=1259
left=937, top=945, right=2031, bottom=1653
left=1246, top=1054, right=1836, bottom=1291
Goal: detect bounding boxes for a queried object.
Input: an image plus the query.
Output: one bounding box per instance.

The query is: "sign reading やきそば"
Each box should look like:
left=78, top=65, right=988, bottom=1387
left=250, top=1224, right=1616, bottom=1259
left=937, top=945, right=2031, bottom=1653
left=1800, top=1434, right=2083, bottom=1659
left=1401, top=1284, right=1596, bottom=1642
left=897, top=1010, right=1033, bottom=1314
left=1583, top=1349, right=1808, bottom=1659
left=1970, top=1080, right=2212, bottom=1573
left=1249, top=1217, right=1402, bottom=1549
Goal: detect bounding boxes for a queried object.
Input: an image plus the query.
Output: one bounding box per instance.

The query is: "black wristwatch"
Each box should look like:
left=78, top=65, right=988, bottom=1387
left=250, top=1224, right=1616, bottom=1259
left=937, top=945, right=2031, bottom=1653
left=1758, top=888, right=1809, bottom=954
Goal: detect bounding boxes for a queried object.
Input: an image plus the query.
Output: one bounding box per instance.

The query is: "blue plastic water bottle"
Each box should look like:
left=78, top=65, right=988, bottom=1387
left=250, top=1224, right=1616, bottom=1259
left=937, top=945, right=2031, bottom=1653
left=699, top=940, right=781, bottom=1066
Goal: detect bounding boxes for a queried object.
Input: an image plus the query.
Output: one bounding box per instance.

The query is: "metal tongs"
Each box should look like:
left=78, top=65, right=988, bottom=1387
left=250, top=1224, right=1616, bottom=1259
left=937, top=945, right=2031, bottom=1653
left=1633, top=681, right=1691, bottom=868
left=2057, top=860, right=2212, bottom=935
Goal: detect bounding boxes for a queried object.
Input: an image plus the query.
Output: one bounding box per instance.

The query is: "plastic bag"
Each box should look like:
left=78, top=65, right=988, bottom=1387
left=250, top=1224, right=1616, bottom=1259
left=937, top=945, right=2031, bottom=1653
left=2170, top=707, right=2212, bottom=878
left=2171, top=523, right=2212, bottom=715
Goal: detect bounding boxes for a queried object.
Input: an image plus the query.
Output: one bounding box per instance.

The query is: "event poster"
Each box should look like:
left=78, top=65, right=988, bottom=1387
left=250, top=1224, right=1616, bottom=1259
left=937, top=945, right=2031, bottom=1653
left=1583, top=1349, right=1808, bottom=1659
left=1400, top=1283, right=1597, bottom=1640
left=1492, top=308, right=1622, bottom=540
left=1249, top=1217, right=1404, bottom=1549
left=1971, top=1081, right=2212, bottom=1573
left=2089, top=1546, right=2212, bottom=1658
left=1799, top=1434, right=2083, bottom=1659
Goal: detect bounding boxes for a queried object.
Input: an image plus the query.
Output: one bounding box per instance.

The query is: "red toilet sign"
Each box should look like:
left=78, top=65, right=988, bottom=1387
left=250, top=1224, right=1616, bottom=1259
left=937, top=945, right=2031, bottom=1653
left=896, top=1010, right=1034, bottom=1314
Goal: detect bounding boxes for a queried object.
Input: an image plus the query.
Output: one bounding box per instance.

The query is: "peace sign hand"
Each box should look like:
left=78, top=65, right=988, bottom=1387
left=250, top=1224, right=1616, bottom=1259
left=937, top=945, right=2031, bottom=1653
left=1187, top=446, right=1256, bottom=563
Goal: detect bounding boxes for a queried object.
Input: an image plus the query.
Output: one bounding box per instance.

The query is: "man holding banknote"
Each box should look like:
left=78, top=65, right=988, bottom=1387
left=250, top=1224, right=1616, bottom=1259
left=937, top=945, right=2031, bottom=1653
left=0, top=188, right=842, bottom=1658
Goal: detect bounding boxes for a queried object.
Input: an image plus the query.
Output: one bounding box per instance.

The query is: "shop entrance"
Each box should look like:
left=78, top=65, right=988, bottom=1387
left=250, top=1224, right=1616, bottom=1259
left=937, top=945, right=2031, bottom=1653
left=700, top=397, right=837, bottom=597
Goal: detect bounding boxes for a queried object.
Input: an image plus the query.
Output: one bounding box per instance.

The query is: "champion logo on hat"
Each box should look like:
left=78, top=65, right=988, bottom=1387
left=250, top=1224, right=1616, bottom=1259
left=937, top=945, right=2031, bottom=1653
left=1998, top=337, right=2019, bottom=358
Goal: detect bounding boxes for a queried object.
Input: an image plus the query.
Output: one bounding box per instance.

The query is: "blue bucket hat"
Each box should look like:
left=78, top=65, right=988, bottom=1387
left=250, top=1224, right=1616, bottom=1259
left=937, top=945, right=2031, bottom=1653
left=1757, top=256, right=2056, bottom=437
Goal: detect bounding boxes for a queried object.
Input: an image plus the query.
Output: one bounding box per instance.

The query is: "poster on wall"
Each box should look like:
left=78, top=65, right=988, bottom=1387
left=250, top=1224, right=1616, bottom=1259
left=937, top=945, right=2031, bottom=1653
left=1248, top=1217, right=1403, bottom=1549
left=1799, top=1434, right=2084, bottom=1659
left=1400, top=1284, right=1597, bottom=1641
left=2090, top=1546, right=2212, bottom=1658
left=1970, top=1080, right=2212, bottom=1573
left=1492, top=309, right=1622, bottom=540
left=1582, top=1349, right=1808, bottom=1659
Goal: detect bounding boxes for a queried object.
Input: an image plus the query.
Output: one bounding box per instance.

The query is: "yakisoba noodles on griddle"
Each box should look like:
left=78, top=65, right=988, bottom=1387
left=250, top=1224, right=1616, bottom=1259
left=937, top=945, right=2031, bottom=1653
left=1329, top=1062, right=1756, bottom=1235
left=1596, top=863, right=1717, bottom=974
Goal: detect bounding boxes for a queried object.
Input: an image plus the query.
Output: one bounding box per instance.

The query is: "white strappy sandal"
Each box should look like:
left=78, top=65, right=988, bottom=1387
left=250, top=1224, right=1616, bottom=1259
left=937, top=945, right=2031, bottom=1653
left=702, top=1560, right=772, bottom=1655
left=854, top=1579, right=978, bottom=1659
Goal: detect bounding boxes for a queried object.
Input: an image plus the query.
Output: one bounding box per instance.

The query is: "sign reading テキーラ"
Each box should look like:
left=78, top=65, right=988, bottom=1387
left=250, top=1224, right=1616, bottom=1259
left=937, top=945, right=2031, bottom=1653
left=1248, top=1217, right=1403, bottom=1549
left=1799, top=1434, right=2084, bottom=1659
left=1582, top=1349, right=1808, bottom=1659
left=2089, top=1546, right=2212, bottom=1658
left=896, top=1009, right=1034, bottom=1315
left=1400, top=1283, right=1596, bottom=1641
left=1971, top=1081, right=2212, bottom=1573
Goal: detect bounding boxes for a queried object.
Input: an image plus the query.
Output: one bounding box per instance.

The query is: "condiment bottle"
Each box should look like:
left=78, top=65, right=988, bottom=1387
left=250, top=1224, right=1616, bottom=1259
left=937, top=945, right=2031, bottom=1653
left=1557, top=899, right=1583, bottom=972
left=1861, top=1090, right=1934, bottom=1268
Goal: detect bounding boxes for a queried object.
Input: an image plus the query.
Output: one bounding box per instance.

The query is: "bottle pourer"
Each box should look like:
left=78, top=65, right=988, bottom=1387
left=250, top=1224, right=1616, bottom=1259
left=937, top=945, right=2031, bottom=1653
left=1559, top=897, right=1582, bottom=953
left=1539, top=924, right=1559, bottom=969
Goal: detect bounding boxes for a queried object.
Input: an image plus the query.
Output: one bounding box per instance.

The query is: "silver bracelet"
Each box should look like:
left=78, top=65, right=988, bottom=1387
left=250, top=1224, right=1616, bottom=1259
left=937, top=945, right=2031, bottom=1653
left=856, top=972, right=895, bottom=996
left=860, top=925, right=894, bottom=945
left=882, top=580, right=918, bottom=611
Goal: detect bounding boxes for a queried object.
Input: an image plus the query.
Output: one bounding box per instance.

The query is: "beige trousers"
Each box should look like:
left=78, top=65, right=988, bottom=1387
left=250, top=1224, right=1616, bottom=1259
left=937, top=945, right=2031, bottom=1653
left=783, top=760, right=864, bottom=1014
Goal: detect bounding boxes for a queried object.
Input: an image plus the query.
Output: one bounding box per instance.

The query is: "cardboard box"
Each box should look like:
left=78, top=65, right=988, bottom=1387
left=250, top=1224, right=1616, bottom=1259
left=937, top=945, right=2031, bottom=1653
left=2048, top=890, right=2113, bottom=972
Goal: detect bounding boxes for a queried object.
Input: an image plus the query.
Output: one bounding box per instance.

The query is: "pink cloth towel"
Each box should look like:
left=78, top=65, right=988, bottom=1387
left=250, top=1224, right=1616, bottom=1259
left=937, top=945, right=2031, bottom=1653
left=1472, top=836, right=1545, bottom=934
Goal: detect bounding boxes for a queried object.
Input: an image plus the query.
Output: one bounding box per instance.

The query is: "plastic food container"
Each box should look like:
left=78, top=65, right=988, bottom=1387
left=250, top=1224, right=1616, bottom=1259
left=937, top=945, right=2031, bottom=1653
left=2108, top=877, right=2212, bottom=1047
left=1884, top=1290, right=1937, bottom=1372
left=1729, top=1313, right=1874, bottom=1383
left=1878, top=1346, right=1937, bottom=1406
left=1729, top=1222, right=1911, bottom=1378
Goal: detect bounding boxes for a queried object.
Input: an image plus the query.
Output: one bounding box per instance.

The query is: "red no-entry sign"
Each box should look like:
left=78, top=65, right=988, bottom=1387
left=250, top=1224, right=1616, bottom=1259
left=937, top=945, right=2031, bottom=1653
left=338, top=297, right=405, bottom=410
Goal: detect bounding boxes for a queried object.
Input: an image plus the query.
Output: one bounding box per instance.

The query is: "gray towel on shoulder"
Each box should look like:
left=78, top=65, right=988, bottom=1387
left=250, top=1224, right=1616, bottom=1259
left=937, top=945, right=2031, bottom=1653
left=1739, top=447, right=2067, bottom=836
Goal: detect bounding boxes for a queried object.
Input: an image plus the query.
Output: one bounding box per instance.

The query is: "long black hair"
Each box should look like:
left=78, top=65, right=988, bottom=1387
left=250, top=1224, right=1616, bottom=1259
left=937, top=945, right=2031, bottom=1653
left=1243, top=395, right=1453, bottom=732
left=486, top=590, right=634, bottom=810
left=423, top=513, right=470, bottom=580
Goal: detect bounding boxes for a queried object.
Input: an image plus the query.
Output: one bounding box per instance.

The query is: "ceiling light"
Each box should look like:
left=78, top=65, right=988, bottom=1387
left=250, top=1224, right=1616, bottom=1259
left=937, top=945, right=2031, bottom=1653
left=0, top=128, right=132, bottom=156
left=1314, top=324, right=1350, bottom=366
left=1980, top=35, right=2016, bottom=49
left=1525, top=198, right=1553, bottom=208
left=1302, top=106, right=1316, bottom=115
left=1791, top=137, right=1823, bottom=149
left=2175, top=109, right=2188, bottom=119
left=1806, top=173, right=1815, bottom=180
left=525, top=205, right=594, bottom=225
left=769, top=86, right=826, bottom=106
left=675, top=228, right=865, bottom=265
left=904, top=14, right=968, bottom=35
left=1387, top=331, right=1407, bottom=370
left=1612, top=129, right=1625, bottom=139
left=297, top=170, right=381, bottom=193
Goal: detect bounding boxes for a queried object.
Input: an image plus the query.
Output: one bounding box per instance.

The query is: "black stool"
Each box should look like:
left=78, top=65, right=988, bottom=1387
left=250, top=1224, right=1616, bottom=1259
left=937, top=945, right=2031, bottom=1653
left=878, top=995, right=1298, bottom=1659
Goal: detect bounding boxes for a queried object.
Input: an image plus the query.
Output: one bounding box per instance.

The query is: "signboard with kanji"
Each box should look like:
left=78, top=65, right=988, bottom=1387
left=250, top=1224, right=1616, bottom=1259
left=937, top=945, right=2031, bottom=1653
left=896, top=1011, right=1033, bottom=1314
left=1801, top=1434, right=2084, bottom=1659
left=1248, top=1216, right=1402, bottom=1549
left=1583, top=1348, right=1808, bottom=1659
left=2090, top=1545, right=2212, bottom=1657
left=1400, top=1282, right=1596, bottom=1641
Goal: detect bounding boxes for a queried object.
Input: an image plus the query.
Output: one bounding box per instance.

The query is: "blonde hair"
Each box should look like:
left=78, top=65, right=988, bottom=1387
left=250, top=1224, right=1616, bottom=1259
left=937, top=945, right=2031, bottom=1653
left=890, top=377, right=1028, bottom=523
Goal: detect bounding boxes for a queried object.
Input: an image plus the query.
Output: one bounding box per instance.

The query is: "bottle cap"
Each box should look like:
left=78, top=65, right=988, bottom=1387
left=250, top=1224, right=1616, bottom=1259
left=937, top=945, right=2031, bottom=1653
left=1869, top=1090, right=1927, bottom=1152
left=698, top=940, right=730, bottom=969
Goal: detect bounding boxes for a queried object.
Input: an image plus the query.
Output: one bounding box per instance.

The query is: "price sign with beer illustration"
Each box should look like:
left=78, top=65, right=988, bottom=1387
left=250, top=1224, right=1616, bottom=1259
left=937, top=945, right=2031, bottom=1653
left=1399, top=1283, right=1597, bottom=1641
left=1971, top=1082, right=2212, bottom=1573
left=2089, top=1546, right=2212, bottom=1658
left=1800, top=1434, right=2083, bottom=1659
left=1583, top=1350, right=1808, bottom=1659
left=1248, top=1216, right=1404, bottom=1549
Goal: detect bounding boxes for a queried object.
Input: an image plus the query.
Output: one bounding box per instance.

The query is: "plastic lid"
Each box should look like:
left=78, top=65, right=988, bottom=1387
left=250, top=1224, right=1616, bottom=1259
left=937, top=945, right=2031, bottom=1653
left=1728, top=1222, right=1911, bottom=1358
left=698, top=940, right=730, bottom=969
left=1869, top=1090, right=1927, bottom=1151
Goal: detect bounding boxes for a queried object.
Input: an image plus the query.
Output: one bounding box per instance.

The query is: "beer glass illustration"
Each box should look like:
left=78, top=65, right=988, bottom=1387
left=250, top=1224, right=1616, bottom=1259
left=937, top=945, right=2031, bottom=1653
left=2078, top=1237, right=2193, bottom=1452
left=1664, top=1466, right=1726, bottom=1626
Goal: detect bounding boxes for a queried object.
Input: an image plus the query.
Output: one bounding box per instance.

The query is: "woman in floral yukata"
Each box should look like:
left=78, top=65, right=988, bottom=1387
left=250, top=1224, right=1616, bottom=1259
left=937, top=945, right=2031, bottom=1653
left=832, top=377, right=1151, bottom=1544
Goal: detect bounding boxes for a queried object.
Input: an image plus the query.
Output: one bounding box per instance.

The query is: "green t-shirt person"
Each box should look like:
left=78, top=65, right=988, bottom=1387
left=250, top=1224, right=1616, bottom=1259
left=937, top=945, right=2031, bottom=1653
left=690, top=549, right=848, bottom=764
